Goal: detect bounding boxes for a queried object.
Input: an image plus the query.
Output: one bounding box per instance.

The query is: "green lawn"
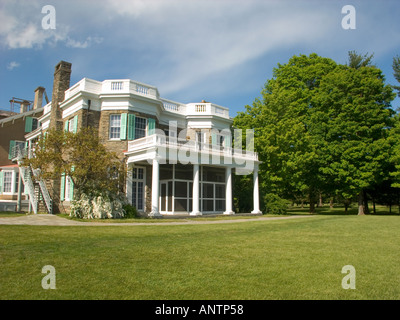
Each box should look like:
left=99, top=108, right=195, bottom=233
left=1, top=212, right=399, bottom=300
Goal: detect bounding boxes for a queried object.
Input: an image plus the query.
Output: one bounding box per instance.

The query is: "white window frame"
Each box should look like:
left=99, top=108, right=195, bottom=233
left=2, top=170, right=18, bottom=195
left=2, top=171, right=13, bottom=194
left=130, top=167, right=146, bottom=211
left=68, top=118, right=75, bottom=132
left=62, top=175, right=73, bottom=201
left=109, top=114, right=121, bottom=140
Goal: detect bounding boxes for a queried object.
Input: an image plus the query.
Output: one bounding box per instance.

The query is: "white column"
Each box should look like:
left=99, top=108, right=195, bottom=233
left=191, top=164, right=201, bottom=215
left=150, top=158, right=161, bottom=217
left=251, top=163, right=262, bottom=214
left=224, top=166, right=234, bottom=215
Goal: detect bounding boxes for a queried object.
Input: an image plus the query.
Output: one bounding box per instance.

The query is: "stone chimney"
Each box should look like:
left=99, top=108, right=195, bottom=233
left=49, top=61, right=72, bottom=131
left=33, top=86, right=45, bottom=110
left=20, top=100, right=30, bottom=113
left=47, top=61, right=72, bottom=214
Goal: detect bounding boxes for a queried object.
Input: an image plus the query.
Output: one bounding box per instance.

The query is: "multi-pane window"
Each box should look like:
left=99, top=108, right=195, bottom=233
left=32, top=118, right=38, bottom=131
left=109, top=114, right=121, bottom=139
left=135, top=117, right=147, bottom=139
left=132, top=167, right=144, bottom=211
left=3, top=171, right=12, bottom=193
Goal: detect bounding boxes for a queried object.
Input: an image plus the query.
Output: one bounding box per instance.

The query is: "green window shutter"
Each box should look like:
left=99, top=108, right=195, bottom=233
left=25, top=117, right=33, bottom=133
left=0, top=171, right=3, bottom=193
left=60, top=173, right=66, bottom=201
left=148, top=118, right=156, bottom=136
left=69, top=166, right=75, bottom=200
left=8, top=140, right=15, bottom=159
left=69, top=177, right=74, bottom=200
left=120, top=113, right=127, bottom=140
left=73, top=115, right=78, bottom=133
left=64, top=120, right=69, bottom=131
left=127, top=114, right=136, bottom=140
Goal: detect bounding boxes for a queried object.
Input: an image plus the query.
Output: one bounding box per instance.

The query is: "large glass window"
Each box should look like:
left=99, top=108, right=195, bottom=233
left=200, top=167, right=226, bottom=212
left=109, top=114, right=121, bottom=139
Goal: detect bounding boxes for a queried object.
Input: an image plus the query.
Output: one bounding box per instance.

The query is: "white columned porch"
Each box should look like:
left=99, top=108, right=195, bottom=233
left=190, top=163, right=201, bottom=215
left=224, top=166, right=234, bottom=215
left=150, top=158, right=161, bottom=217
left=251, top=163, right=262, bottom=214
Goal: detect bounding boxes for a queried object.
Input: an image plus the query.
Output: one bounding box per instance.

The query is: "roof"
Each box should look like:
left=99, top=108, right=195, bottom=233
left=0, top=107, right=44, bottom=126
left=0, top=110, right=18, bottom=119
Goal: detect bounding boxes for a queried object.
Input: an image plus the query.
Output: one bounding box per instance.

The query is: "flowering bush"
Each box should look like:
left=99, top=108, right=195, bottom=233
left=70, top=192, right=135, bottom=219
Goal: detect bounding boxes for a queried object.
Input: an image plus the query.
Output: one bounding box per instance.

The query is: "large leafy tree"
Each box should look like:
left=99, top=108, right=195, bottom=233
left=313, top=64, right=395, bottom=214
left=24, top=127, right=125, bottom=199
left=234, top=53, right=337, bottom=212
left=234, top=53, right=395, bottom=214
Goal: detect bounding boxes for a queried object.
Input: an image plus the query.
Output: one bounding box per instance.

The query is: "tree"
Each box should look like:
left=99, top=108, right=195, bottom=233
left=392, top=55, right=400, bottom=97
left=312, top=64, right=395, bottom=214
left=234, top=53, right=395, bottom=215
left=24, top=127, right=125, bottom=199
left=234, top=54, right=337, bottom=213
left=347, top=51, right=374, bottom=69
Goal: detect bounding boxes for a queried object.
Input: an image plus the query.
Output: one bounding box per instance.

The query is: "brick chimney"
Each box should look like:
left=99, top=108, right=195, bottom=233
left=33, top=86, right=45, bottom=110
left=49, top=61, right=72, bottom=131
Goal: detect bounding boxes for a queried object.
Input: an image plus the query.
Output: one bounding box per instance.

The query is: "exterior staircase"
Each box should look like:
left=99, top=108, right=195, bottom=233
left=12, top=145, right=53, bottom=214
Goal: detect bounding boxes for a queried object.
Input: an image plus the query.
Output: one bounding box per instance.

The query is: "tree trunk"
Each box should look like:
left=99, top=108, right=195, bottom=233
left=310, top=200, right=315, bottom=213
left=358, top=190, right=369, bottom=215
left=319, top=192, right=323, bottom=207
left=330, top=197, right=334, bottom=209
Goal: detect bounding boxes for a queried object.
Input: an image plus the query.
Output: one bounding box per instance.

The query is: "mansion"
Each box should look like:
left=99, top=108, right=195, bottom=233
left=2, top=61, right=261, bottom=216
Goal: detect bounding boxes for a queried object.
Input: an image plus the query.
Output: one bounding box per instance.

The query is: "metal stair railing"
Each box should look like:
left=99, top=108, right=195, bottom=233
left=12, top=144, right=53, bottom=214
left=32, top=168, right=53, bottom=214
left=18, top=165, right=38, bottom=214
left=12, top=145, right=38, bottom=214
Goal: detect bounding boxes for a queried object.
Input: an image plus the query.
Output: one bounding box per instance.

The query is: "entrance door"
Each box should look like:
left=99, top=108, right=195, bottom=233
left=160, top=181, right=173, bottom=213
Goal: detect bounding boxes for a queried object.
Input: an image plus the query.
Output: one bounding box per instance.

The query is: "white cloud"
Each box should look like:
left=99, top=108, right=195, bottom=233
left=0, top=2, right=103, bottom=50
left=104, top=0, right=337, bottom=95
left=66, top=36, right=104, bottom=49
left=7, top=61, right=20, bottom=70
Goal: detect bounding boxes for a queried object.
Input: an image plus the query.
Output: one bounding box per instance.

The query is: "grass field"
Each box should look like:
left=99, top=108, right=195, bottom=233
left=0, top=208, right=399, bottom=300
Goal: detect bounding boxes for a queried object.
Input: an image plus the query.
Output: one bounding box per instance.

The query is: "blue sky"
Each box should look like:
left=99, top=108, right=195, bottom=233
left=1, top=0, right=399, bottom=117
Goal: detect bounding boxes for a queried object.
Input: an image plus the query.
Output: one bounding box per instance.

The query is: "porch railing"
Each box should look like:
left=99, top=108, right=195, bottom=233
left=127, top=134, right=258, bottom=160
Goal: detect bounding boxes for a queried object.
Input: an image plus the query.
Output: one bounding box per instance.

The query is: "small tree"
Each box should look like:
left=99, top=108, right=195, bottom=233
left=24, top=127, right=125, bottom=200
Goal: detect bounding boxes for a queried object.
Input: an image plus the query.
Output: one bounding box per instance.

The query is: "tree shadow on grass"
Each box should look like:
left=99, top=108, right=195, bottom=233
left=287, top=205, right=400, bottom=216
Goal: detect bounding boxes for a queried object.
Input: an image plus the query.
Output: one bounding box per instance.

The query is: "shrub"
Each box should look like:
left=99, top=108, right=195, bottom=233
left=123, top=204, right=137, bottom=219
left=70, top=192, right=130, bottom=219
left=264, top=193, right=290, bottom=215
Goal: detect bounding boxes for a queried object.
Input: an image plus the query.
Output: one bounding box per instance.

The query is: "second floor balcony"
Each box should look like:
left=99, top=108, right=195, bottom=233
left=125, top=133, right=258, bottom=168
